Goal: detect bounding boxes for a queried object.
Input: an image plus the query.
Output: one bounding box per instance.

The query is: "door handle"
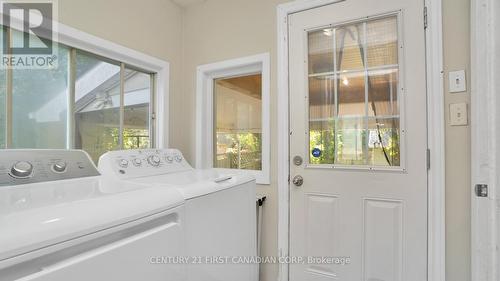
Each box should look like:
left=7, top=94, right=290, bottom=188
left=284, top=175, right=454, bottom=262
left=292, top=175, right=303, bottom=187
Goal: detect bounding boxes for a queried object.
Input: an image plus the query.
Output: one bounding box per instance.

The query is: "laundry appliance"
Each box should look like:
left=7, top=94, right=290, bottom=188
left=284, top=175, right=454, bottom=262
left=0, top=150, right=186, bottom=281
left=98, top=149, right=258, bottom=281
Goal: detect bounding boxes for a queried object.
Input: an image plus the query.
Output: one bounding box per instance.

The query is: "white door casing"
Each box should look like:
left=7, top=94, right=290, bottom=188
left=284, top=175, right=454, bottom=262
left=288, top=1, right=428, bottom=280
left=471, top=0, right=500, bottom=280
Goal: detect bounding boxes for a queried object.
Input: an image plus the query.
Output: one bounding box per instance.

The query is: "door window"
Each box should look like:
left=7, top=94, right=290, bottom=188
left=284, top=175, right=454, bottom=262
left=308, top=15, right=401, bottom=168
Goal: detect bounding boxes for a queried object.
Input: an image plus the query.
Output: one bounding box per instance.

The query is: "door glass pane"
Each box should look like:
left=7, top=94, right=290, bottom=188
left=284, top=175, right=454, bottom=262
left=337, top=71, right=365, bottom=117
left=335, top=23, right=364, bottom=71
left=11, top=43, right=69, bottom=149
left=214, top=74, right=262, bottom=171
left=307, top=15, right=401, bottom=168
left=335, top=117, right=366, bottom=165
left=367, top=118, right=400, bottom=166
left=74, top=51, right=121, bottom=163
left=309, top=76, right=335, bottom=164
left=368, top=69, right=399, bottom=117
left=366, top=17, right=398, bottom=67
left=123, top=69, right=151, bottom=149
left=308, top=29, right=334, bottom=74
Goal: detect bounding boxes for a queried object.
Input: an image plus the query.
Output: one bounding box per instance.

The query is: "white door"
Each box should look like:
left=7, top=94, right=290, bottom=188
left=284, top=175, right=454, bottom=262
left=288, top=1, right=428, bottom=281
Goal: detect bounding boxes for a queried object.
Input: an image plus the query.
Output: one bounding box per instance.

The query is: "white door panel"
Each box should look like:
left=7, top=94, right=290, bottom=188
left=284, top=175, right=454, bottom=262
left=288, top=1, right=427, bottom=280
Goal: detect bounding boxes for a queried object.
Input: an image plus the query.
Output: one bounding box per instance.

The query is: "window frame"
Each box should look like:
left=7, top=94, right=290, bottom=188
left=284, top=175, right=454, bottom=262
left=0, top=19, right=169, bottom=151
left=196, top=53, right=270, bottom=184
left=304, top=11, right=407, bottom=172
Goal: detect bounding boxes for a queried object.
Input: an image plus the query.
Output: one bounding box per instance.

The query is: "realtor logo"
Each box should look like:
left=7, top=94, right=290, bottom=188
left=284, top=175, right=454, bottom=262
left=0, top=0, right=58, bottom=69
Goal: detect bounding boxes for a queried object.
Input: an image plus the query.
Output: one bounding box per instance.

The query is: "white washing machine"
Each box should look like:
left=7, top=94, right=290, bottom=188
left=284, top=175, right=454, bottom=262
left=98, top=149, right=258, bottom=281
left=0, top=150, right=186, bottom=281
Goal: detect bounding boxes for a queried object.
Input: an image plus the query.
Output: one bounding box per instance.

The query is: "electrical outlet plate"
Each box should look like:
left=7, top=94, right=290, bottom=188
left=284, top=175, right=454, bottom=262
left=449, top=102, right=468, bottom=126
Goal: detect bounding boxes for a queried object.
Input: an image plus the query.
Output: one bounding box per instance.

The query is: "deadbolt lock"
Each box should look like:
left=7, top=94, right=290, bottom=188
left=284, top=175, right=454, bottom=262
left=293, top=156, right=303, bottom=166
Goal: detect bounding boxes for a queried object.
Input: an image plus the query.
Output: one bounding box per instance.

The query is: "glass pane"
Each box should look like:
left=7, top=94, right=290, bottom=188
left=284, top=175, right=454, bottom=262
left=368, top=68, right=399, bottom=117
left=0, top=26, right=5, bottom=148
left=11, top=44, right=69, bottom=148
left=335, top=23, right=364, bottom=71
left=366, top=16, right=398, bottom=67
left=74, top=51, right=121, bottom=163
left=123, top=69, right=151, bottom=149
left=308, top=29, right=334, bottom=74
left=306, top=16, right=402, bottom=167
left=367, top=118, right=400, bottom=166
left=337, top=71, right=365, bottom=117
left=0, top=63, right=5, bottom=149
left=335, top=117, right=366, bottom=165
left=309, top=76, right=335, bottom=164
left=214, top=74, right=262, bottom=171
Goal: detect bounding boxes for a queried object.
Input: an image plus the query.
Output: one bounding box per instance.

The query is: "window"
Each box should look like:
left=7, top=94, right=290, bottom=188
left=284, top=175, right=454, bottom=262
left=214, top=74, right=262, bottom=171
left=197, top=54, right=270, bottom=184
left=74, top=51, right=122, bottom=162
left=73, top=52, right=154, bottom=163
left=0, top=66, right=5, bottom=149
left=0, top=26, right=5, bottom=148
left=308, top=15, right=401, bottom=168
left=123, top=68, right=152, bottom=149
left=11, top=43, right=70, bottom=149
left=0, top=25, right=158, bottom=162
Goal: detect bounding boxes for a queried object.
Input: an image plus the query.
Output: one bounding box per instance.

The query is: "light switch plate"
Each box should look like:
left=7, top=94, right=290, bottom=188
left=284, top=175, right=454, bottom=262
left=449, top=103, right=468, bottom=126
left=449, top=70, right=466, bottom=93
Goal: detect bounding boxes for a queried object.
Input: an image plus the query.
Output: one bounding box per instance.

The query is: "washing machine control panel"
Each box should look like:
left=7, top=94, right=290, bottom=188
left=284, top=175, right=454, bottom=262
left=98, top=149, right=193, bottom=180
left=0, top=150, right=100, bottom=186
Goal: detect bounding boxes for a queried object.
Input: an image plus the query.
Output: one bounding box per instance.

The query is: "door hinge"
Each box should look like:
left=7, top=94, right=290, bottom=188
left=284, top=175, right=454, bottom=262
left=426, top=149, right=431, bottom=170
left=475, top=184, right=488, bottom=197
left=151, top=112, right=156, bottom=120
left=423, top=6, right=428, bottom=29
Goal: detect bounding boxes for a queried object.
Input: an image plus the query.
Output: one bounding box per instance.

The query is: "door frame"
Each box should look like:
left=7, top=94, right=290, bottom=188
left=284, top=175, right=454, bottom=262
left=471, top=0, right=499, bottom=280
left=276, top=1, right=446, bottom=281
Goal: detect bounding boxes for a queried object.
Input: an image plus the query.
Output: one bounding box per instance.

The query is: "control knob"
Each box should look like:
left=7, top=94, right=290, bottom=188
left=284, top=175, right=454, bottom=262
left=52, top=161, right=67, bottom=173
left=165, top=155, right=174, bottom=163
left=175, top=155, right=183, bottom=162
left=147, top=155, right=161, bottom=166
left=132, top=158, right=142, bottom=166
left=11, top=161, right=34, bottom=178
left=119, top=159, right=129, bottom=168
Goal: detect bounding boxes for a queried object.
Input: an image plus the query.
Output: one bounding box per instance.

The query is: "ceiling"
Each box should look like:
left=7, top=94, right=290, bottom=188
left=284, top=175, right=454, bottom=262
left=216, top=74, right=262, bottom=100
left=171, top=0, right=206, bottom=7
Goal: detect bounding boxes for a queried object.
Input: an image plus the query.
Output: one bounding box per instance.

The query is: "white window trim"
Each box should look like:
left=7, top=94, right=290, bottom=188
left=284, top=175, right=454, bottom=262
left=196, top=53, right=270, bottom=185
left=0, top=13, right=170, bottom=149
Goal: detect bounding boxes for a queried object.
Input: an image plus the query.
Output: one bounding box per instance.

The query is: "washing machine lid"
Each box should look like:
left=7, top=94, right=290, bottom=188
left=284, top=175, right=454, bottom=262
left=0, top=177, right=184, bottom=262
left=130, top=169, right=255, bottom=199
left=97, top=149, right=255, bottom=198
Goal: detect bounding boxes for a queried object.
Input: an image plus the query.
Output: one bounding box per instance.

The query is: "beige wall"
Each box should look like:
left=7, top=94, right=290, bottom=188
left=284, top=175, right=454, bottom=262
left=180, top=1, right=289, bottom=280
left=180, top=1, right=472, bottom=281
left=443, top=0, right=471, bottom=280
left=58, top=0, right=183, bottom=148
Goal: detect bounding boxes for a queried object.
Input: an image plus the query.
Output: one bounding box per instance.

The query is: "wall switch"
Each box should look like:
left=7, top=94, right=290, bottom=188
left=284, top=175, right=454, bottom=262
left=448, top=70, right=467, bottom=93
left=449, top=103, right=468, bottom=126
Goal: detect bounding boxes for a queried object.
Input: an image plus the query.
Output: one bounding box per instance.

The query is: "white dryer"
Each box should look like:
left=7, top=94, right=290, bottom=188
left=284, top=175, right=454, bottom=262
left=0, top=150, right=186, bottom=281
left=98, top=149, right=258, bottom=281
